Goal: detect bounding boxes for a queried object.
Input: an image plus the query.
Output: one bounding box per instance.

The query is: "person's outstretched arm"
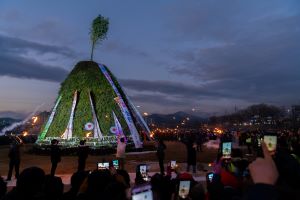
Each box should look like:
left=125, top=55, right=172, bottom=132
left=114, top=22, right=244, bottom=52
left=244, top=142, right=279, bottom=200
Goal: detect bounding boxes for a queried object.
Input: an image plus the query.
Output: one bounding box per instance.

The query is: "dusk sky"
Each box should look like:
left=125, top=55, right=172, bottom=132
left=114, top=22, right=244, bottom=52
left=0, top=0, right=300, bottom=119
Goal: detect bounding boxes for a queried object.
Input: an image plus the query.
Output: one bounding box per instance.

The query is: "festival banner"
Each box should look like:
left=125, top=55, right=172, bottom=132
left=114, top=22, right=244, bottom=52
left=62, top=91, right=78, bottom=139
left=89, top=92, right=103, bottom=140
left=124, top=94, right=151, bottom=139
left=38, top=95, right=62, bottom=140
left=112, top=111, right=126, bottom=138
left=99, top=64, right=142, bottom=148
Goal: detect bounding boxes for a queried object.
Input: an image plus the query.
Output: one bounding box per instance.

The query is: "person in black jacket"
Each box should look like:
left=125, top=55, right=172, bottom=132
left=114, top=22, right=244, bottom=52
left=6, top=141, right=21, bottom=181
left=186, top=138, right=197, bottom=173
left=156, top=139, right=166, bottom=175
left=50, top=139, right=61, bottom=176
left=77, top=140, right=89, bottom=172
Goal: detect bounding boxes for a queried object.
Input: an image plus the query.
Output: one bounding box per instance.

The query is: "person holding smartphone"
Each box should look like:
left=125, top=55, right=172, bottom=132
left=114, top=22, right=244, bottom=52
left=116, top=136, right=126, bottom=170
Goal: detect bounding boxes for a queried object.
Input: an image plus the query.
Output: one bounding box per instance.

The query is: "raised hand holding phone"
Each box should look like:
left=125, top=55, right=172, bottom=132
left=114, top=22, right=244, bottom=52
left=178, top=180, right=190, bottom=199
left=132, top=184, right=153, bottom=200
left=249, top=142, right=278, bottom=185
left=263, top=135, right=277, bottom=155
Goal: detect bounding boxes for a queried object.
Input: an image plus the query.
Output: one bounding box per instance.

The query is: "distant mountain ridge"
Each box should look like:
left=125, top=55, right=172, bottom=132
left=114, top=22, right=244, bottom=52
left=0, top=118, right=20, bottom=131
left=0, top=111, right=205, bottom=132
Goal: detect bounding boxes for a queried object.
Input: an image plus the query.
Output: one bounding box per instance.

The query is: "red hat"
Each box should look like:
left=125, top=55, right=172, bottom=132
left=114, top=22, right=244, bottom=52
left=179, top=172, right=194, bottom=180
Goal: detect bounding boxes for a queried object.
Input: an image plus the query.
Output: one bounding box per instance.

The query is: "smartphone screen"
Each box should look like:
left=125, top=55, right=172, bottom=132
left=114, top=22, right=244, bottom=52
left=263, top=135, right=277, bottom=152
left=171, top=160, right=176, bottom=169
left=222, top=142, right=232, bottom=158
left=207, top=172, right=214, bottom=183
left=178, top=180, right=190, bottom=199
left=112, top=160, right=119, bottom=169
left=132, top=190, right=153, bottom=200
left=140, top=165, right=147, bottom=175
left=132, top=184, right=153, bottom=200
left=97, top=162, right=109, bottom=170
left=257, top=137, right=262, bottom=147
left=139, top=164, right=149, bottom=181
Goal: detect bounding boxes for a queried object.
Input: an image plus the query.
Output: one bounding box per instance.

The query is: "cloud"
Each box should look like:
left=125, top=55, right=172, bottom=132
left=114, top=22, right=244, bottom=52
left=0, top=53, right=68, bottom=82
left=121, top=79, right=253, bottom=115
left=103, top=40, right=149, bottom=58
left=0, top=9, right=22, bottom=21
left=0, top=34, right=76, bottom=57
left=164, top=1, right=300, bottom=106
left=120, top=79, right=253, bottom=114
left=0, top=34, right=73, bottom=82
left=164, top=1, right=299, bottom=41
left=120, top=79, right=229, bottom=99
left=0, top=111, right=27, bottom=119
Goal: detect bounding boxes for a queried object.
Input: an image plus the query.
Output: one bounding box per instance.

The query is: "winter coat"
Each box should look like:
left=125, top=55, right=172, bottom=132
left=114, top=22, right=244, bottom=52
left=187, top=144, right=197, bottom=165
left=77, top=145, right=89, bottom=161
left=156, top=142, right=166, bottom=159
left=50, top=145, right=61, bottom=163
left=8, top=144, right=20, bottom=162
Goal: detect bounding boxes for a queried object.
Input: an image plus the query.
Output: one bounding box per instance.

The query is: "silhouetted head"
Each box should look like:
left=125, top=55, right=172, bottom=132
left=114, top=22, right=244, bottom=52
left=70, top=171, right=88, bottom=191
left=116, top=169, right=130, bottom=188
left=103, top=181, right=127, bottom=200
left=120, top=137, right=125, bottom=143
left=44, top=175, right=64, bottom=200
left=151, top=173, right=164, bottom=191
left=17, top=167, right=45, bottom=197
left=190, top=183, right=205, bottom=200
left=87, top=170, right=112, bottom=194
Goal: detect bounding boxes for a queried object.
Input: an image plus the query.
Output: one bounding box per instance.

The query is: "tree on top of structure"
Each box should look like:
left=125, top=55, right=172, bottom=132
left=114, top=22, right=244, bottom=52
left=90, top=14, right=109, bottom=61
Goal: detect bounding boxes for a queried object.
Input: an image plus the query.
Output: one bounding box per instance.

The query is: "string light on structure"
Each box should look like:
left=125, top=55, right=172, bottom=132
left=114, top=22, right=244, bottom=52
left=23, top=131, right=28, bottom=136
left=150, top=131, right=155, bottom=138
left=213, top=128, right=223, bottom=134
left=86, top=132, right=92, bottom=137
left=32, top=116, right=38, bottom=124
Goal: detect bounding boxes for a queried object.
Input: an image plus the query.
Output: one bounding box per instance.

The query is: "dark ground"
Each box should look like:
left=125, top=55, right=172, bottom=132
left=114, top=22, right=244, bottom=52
left=0, top=141, right=218, bottom=176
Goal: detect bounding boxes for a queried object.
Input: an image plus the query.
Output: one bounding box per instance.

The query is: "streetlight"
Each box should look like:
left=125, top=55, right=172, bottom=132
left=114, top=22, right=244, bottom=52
left=143, top=112, right=149, bottom=116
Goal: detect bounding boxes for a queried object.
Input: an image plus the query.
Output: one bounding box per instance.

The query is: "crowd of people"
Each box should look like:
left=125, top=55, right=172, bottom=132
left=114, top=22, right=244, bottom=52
left=0, top=129, right=299, bottom=200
